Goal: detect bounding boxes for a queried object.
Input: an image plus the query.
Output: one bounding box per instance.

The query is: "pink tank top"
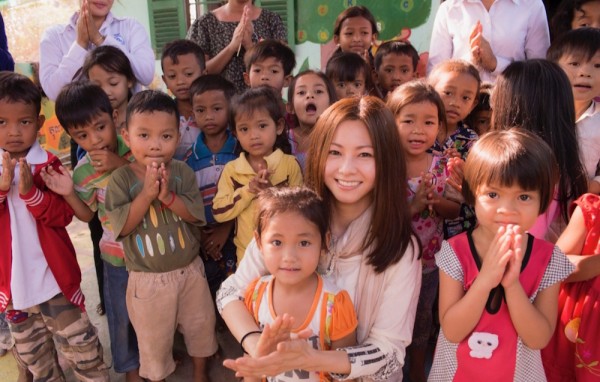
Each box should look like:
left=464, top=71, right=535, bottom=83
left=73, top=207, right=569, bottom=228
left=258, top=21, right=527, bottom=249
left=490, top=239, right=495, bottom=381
left=449, top=232, right=553, bottom=381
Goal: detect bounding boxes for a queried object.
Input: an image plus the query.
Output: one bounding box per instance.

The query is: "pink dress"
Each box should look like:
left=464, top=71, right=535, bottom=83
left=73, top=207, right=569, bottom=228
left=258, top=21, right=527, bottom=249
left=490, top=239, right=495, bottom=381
left=542, top=193, right=600, bottom=381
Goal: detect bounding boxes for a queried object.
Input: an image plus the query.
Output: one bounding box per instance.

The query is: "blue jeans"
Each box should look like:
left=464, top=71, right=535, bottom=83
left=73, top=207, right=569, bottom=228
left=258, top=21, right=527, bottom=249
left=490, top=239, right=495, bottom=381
left=103, top=261, right=140, bottom=373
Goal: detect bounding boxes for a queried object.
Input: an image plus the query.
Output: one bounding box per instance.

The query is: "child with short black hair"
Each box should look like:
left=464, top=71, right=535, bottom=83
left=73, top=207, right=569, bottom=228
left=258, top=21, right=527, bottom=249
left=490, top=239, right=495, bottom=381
left=161, top=39, right=207, bottom=160
left=212, top=86, right=303, bottom=262
left=49, top=81, right=141, bottom=381
left=374, top=40, right=419, bottom=99
left=547, top=27, right=600, bottom=194
left=0, top=72, right=109, bottom=381
left=326, top=51, right=381, bottom=99
left=186, top=74, right=238, bottom=297
left=429, top=129, right=574, bottom=381
left=105, top=90, right=217, bottom=382
left=243, top=39, right=296, bottom=95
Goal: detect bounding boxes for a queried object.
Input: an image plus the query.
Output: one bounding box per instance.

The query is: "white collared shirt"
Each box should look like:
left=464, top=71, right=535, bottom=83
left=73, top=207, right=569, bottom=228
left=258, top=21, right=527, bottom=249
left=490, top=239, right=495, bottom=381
left=0, top=142, right=61, bottom=309
left=576, top=101, right=600, bottom=184
left=427, top=0, right=550, bottom=82
left=39, top=11, right=155, bottom=100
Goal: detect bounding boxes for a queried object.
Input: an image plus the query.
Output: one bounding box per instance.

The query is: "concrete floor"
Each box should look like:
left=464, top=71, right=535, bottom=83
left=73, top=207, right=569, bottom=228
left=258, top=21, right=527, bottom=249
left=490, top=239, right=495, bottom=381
left=0, top=219, right=241, bottom=381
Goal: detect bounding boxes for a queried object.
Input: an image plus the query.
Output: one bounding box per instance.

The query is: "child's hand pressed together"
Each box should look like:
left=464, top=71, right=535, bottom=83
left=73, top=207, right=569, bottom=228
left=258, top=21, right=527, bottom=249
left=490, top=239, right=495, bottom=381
left=141, top=162, right=162, bottom=203
left=156, top=163, right=173, bottom=205
left=477, top=225, right=515, bottom=291
left=0, top=152, right=16, bottom=192
left=447, top=157, right=464, bottom=193
left=18, top=159, right=33, bottom=195
left=410, top=172, right=436, bottom=216
left=501, top=225, right=525, bottom=290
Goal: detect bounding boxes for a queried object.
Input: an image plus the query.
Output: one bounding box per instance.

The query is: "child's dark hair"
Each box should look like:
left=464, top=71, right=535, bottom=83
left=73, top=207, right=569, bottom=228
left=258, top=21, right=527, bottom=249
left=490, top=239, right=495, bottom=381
left=333, top=6, right=378, bottom=37
left=547, top=27, right=600, bottom=63
left=189, top=74, right=236, bottom=100
left=386, top=80, right=447, bottom=128
left=428, top=59, right=482, bottom=95
left=465, top=82, right=493, bottom=134
left=230, top=86, right=291, bottom=154
left=55, top=81, right=113, bottom=132
left=287, top=70, right=337, bottom=127
left=80, top=45, right=136, bottom=91
left=374, top=40, right=420, bottom=71
left=256, top=187, right=328, bottom=249
left=491, top=59, right=588, bottom=221
left=463, top=128, right=559, bottom=215
left=0, top=72, right=42, bottom=115
left=244, top=39, right=296, bottom=76
left=161, top=39, right=206, bottom=71
left=550, top=0, right=600, bottom=40
left=326, top=52, right=381, bottom=98
left=125, top=90, right=180, bottom=128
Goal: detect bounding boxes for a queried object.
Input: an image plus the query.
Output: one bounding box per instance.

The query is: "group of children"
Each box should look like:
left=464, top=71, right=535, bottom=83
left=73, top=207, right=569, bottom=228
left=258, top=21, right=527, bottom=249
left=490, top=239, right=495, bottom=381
left=0, top=1, right=600, bottom=381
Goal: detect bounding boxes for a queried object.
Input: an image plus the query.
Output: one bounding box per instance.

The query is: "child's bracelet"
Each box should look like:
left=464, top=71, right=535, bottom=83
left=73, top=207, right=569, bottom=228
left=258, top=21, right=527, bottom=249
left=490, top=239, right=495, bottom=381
left=162, top=191, right=176, bottom=209
left=240, top=330, right=262, bottom=354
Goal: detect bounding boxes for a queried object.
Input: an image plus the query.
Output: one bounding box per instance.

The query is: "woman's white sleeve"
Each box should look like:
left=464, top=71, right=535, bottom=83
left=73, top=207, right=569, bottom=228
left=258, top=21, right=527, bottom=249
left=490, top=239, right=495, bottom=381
left=39, top=27, right=87, bottom=101
left=216, top=238, right=269, bottom=312
left=334, top=240, right=422, bottom=380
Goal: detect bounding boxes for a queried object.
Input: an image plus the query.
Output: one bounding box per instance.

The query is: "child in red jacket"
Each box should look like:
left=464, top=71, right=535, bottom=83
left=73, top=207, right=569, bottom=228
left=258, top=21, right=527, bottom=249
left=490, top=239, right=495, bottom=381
left=0, top=72, right=108, bottom=381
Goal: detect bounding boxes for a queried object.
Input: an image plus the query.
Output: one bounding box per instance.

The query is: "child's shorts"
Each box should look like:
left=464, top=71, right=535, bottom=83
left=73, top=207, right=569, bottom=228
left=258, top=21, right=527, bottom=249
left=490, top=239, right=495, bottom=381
left=126, top=257, right=218, bottom=381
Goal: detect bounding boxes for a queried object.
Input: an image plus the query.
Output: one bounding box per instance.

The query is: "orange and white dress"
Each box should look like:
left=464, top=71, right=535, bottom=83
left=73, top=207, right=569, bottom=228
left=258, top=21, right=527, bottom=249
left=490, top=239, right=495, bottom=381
left=244, top=274, right=358, bottom=382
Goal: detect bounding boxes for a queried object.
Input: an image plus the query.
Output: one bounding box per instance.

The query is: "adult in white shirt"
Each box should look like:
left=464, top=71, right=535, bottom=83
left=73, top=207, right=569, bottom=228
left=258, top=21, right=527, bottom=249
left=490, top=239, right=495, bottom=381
left=40, top=0, right=154, bottom=100
left=427, top=0, right=551, bottom=82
